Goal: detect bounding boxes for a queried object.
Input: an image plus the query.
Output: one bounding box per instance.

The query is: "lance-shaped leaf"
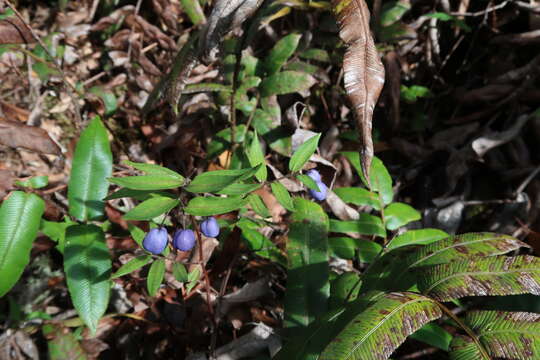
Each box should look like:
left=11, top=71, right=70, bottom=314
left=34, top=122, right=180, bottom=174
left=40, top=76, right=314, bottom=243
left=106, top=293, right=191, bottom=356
left=185, top=196, right=248, bottom=216
left=112, top=255, right=152, bottom=279
left=419, top=256, right=540, bottom=301
left=332, top=0, right=385, bottom=181
left=68, top=116, right=112, bottom=221
left=147, top=259, right=166, bottom=296
left=449, top=311, right=540, bottom=360
left=185, top=165, right=260, bottom=193
left=320, top=292, right=442, bottom=360
left=64, top=225, right=111, bottom=335
left=284, top=198, right=330, bottom=328
left=122, top=195, right=180, bottom=221
left=0, top=192, right=45, bottom=297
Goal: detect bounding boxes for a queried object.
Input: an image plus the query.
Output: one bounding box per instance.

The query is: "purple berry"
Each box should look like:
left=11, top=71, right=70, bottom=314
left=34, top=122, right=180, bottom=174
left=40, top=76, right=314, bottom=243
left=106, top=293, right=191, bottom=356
left=142, top=228, right=168, bottom=254
left=173, top=229, right=196, bottom=251
left=306, top=169, right=322, bottom=182
left=200, top=217, right=220, bottom=238
left=309, top=181, right=328, bottom=201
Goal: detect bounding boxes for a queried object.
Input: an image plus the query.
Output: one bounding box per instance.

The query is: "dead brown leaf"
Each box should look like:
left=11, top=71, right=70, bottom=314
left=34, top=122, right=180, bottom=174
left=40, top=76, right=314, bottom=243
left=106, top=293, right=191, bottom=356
left=0, top=118, right=61, bottom=155
left=0, top=17, right=33, bottom=44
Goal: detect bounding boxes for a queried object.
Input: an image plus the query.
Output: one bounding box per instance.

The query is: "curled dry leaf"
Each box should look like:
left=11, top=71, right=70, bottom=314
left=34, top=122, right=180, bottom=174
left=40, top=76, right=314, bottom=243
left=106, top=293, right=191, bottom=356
left=0, top=119, right=61, bottom=155
left=0, top=17, right=33, bottom=44
left=332, top=0, right=385, bottom=182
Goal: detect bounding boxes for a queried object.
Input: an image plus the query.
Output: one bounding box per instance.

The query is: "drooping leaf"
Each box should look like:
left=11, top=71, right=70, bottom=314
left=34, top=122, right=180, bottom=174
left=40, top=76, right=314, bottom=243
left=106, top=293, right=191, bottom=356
left=147, top=259, right=166, bottom=296
left=418, top=256, right=540, bottom=301
left=108, top=175, right=184, bottom=191
left=341, top=153, right=393, bottom=204
left=387, top=228, right=449, bottom=250
left=329, top=216, right=386, bottom=237
left=185, top=165, right=260, bottom=193
left=320, top=292, right=441, bottom=360
left=246, top=132, right=267, bottom=182
left=332, top=0, right=385, bottom=181
left=185, top=196, right=248, bottom=216
left=262, top=33, right=302, bottom=74
left=112, top=255, right=152, bottom=279
left=449, top=311, right=540, bottom=360
left=172, top=262, right=189, bottom=282
left=271, top=181, right=295, bottom=212
left=384, top=202, right=421, bottom=230
left=284, top=198, right=330, bottom=328
left=0, top=192, right=45, bottom=297
left=64, top=225, right=111, bottom=335
left=123, top=161, right=185, bottom=180
left=259, top=70, right=317, bottom=97
left=333, top=187, right=380, bottom=210
left=122, top=195, right=180, bottom=221
left=68, top=116, right=112, bottom=221
left=289, top=133, right=321, bottom=172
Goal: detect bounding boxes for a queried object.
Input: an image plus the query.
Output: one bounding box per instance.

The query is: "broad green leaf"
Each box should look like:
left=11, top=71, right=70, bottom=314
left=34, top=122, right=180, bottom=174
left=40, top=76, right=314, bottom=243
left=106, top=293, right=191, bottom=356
left=328, top=237, right=382, bottom=262
left=410, top=323, right=453, bottom=351
left=341, top=152, right=393, bottom=204
left=123, top=161, right=184, bottom=180
left=289, top=133, right=321, bottom=172
left=419, top=256, right=540, bottom=301
left=237, top=218, right=286, bottom=266
left=15, top=175, right=49, bottom=189
left=43, top=324, right=87, bottom=360
left=262, top=33, right=302, bottom=74
left=259, top=70, right=316, bottom=97
left=68, top=116, right=112, bottom=221
left=185, top=165, right=261, bottom=193
left=185, top=196, right=248, bottom=216
left=40, top=217, right=76, bottom=254
left=123, top=195, right=180, bottom=221
left=333, top=187, right=380, bottom=210
left=128, top=223, right=145, bottom=247
left=284, top=198, right=329, bottom=328
left=329, top=215, right=386, bottom=237
left=449, top=311, right=540, bottom=360
left=246, top=132, right=267, bottom=182
left=112, top=255, right=152, bottom=279
left=329, top=272, right=361, bottom=310
left=297, top=174, right=320, bottom=191
left=108, top=175, right=184, bottom=190
left=270, top=182, right=295, bottom=212
left=387, top=228, right=448, bottom=250
left=216, top=182, right=262, bottom=195
left=64, top=225, right=111, bottom=335
left=147, top=259, right=165, bottom=296
left=0, top=192, right=45, bottom=297
left=247, top=193, right=271, bottom=218
left=320, top=292, right=442, bottom=360
left=384, top=202, right=421, bottom=230
left=207, top=125, right=247, bottom=158
left=172, top=262, right=188, bottom=282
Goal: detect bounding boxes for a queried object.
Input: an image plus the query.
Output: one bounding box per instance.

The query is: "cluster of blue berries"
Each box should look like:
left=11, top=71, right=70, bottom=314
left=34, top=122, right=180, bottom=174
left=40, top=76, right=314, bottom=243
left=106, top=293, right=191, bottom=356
left=306, top=169, right=327, bottom=201
left=142, top=217, right=220, bottom=255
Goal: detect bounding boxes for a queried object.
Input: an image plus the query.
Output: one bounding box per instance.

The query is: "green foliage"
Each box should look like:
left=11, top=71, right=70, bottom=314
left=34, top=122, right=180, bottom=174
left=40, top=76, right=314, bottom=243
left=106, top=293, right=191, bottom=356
left=112, top=255, right=152, bottom=279
left=43, top=324, right=87, bottom=360
left=185, top=196, right=248, bottom=216
left=289, top=133, right=321, bottom=172
left=147, top=259, right=166, bottom=296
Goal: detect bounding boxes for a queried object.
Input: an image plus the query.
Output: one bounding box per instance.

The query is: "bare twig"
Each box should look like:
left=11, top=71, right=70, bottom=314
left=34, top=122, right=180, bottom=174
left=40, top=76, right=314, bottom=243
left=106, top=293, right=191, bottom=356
left=451, top=0, right=509, bottom=16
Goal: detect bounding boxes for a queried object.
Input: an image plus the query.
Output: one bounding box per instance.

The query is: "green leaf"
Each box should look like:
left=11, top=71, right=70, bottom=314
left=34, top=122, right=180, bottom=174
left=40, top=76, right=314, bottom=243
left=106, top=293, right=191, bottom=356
left=108, top=175, right=184, bottom=190
left=419, top=256, right=540, bottom=301
left=380, top=1, right=411, bottom=26
left=185, top=165, right=261, bottom=193
left=186, top=267, right=201, bottom=293
left=449, top=311, right=540, bottom=360
left=64, top=225, right=111, bottom=335
left=387, top=228, right=449, bottom=250
left=172, top=262, right=188, bottom=282
left=112, top=255, right=152, bottom=279
left=180, top=0, right=206, bottom=25
left=341, top=153, right=393, bottom=204
left=104, top=188, right=172, bottom=201
left=329, top=272, right=361, bottom=310
left=410, top=323, right=453, bottom=351
left=259, top=70, right=316, bottom=97
left=270, top=182, right=295, bottom=212
left=89, top=86, right=117, bottom=116
left=401, top=84, right=431, bottom=103
left=123, top=161, right=184, bottom=180
left=40, top=217, right=75, bottom=254
left=329, top=215, right=386, bottom=237
left=384, top=202, right=421, bottom=230
left=128, top=224, right=145, bottom=247
left=299, top=48, right=330, bottom=62
left=262, top=33, right=302, bottom=74
left=328, top=237, right=382, bottom=262
left=320, top=292, right=442, bottom=360
left=43, top=324, right=87, bottom=360
left=237, top=218, right=286, bottom=266
left=147, top=259, right=166, bottom=296
left=68, top=116, right=112, bottom=221
left=207, top=125, right=247, bottom=158
left=123, top=195, right=180, bottom=221
left=216, top=182, right=262, bottom=196
left=15, top=175, right=49, bottom=189
left=284, top=198, right=329, bottom=328
left=289, top=133, right=321, bottom=172
left=246, top=132, right=267, bottom=182
left=247, top=193, right=271, bottom=218
left=297, top=174, right=320, bottom=191
left=0, top=192, right=45, bottom=297
left=185, top=196, right=248, bottom=216
left=333, top=187, right=380, bottom=210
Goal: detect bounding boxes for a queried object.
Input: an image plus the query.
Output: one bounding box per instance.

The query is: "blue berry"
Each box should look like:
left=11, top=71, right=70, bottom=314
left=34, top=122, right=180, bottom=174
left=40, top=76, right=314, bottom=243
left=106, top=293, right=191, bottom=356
left=309, top=181, right=328, bottom=201
left=142, top=228, right=168, bottom=254
left=306, top=169, right=322, bottom=182
left=200, top=217, right=220, bottom=238
left=173, top=229, right=196, bottom=251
